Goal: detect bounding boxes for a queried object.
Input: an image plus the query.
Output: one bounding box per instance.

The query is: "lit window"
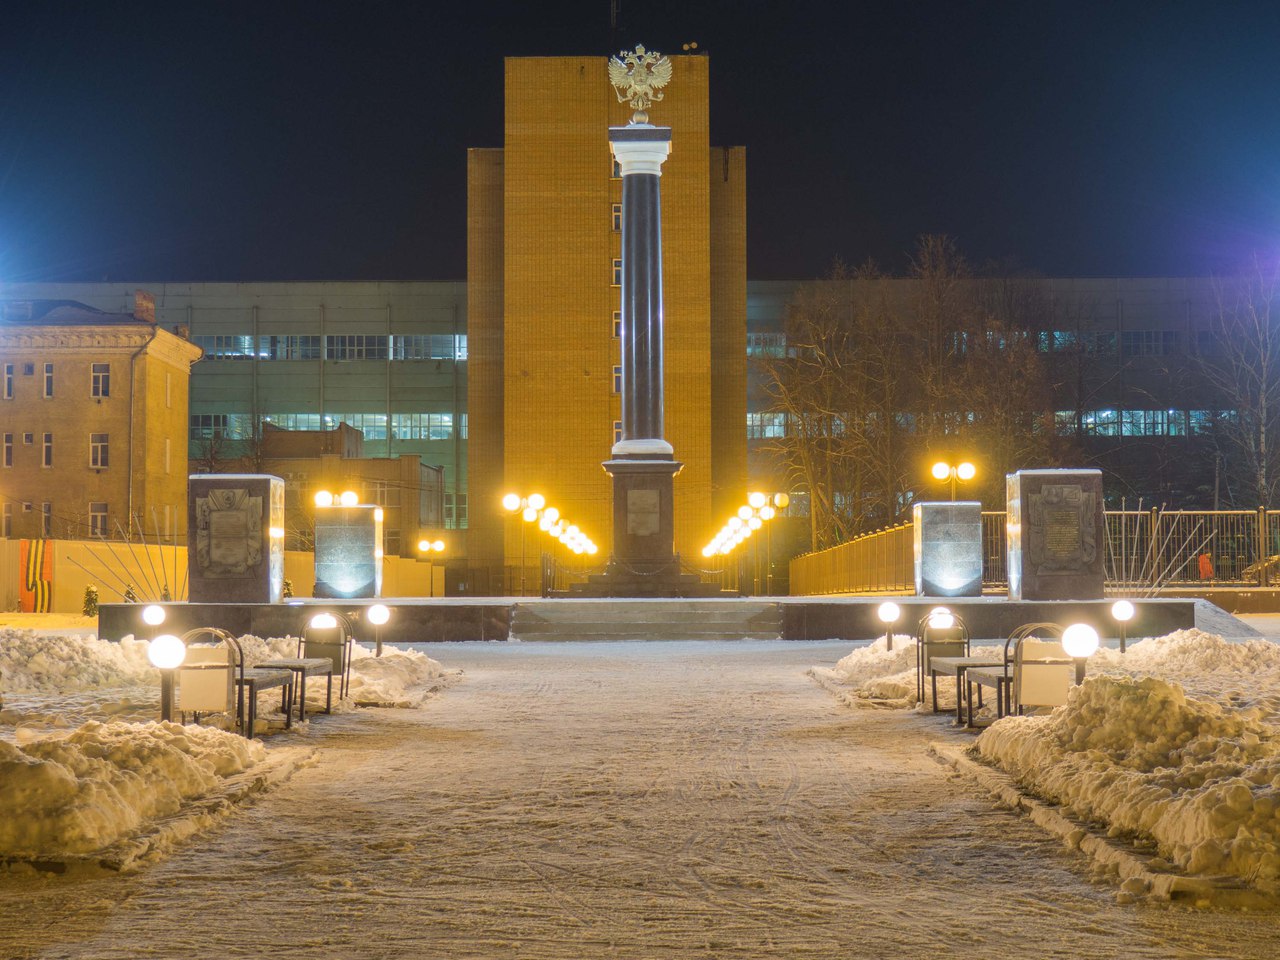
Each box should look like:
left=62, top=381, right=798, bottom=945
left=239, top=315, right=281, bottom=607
left=89, top=502, right=108, bottom=538
left=746, top=333, right=787, bottom=357
left=611, top=203, right=622, bottom=231
left=325, top=335, right=390, bottom=361
left=91, top=363, right=111, bottom=398
left=613, top=366, right=622, bottom=394
left=747, top=412, right=787, bottom=439
left=42, top=433, right=52, bottom=467
left=613, top=311, right=622, bottom=338
left=43, top=363, right=53, bottom=398
left=612, top=259, right=622, bottom=286
left=90, top=433, right=109, bottom=468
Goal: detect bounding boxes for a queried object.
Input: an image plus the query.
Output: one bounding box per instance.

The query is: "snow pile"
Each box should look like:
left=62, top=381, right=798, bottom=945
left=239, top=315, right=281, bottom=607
left=1093, top=629, right=1280, bottom=720
left=346, top=642, right=449, bottom=706
left=811, top=635, right=1003, bottom=708
left=0, top=720, right=263, bottom=860
left=978, top=676, right=1280, bottom=891
left=0, top=629, right=156, bottom=694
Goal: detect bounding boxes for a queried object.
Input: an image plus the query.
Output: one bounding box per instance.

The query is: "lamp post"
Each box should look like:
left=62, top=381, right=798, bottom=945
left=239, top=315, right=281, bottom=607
left=877, top=601, right=901, bottom=652
left=367, top=603, right=391, bottom=657
left=417, top=538, right=446, bottom=597
left=1062, top=623, right=1101, bottom=685
left=502, top=492, right=545, bottom=596
left=1110, top=599, right=1135, bottom=654
left=148, top=633, right=186, bottom=721
left=930, top=461, right=976, bottom=501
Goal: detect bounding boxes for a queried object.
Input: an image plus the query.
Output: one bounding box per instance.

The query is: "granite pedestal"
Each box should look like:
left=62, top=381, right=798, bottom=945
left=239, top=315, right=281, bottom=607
left=314, top=505, right=383, bottom=599
left=188, top=474, right=285, bottom=604
left=913, top=501, right=983, bottom=597
left=1007, top=468, right=1105, bottom=600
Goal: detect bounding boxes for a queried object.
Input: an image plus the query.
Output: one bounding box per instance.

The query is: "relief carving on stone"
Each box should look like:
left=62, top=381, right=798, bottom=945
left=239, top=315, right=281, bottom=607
left=1028, top=484, right=1097, bottom=573
left=194, top=487, right=262, bottom=577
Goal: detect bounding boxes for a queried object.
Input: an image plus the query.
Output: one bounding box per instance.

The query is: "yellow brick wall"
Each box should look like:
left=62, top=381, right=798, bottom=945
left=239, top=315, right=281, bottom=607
left=709, top=145, right=748, bottom=529
left=466, top=148, right=506, bottom=584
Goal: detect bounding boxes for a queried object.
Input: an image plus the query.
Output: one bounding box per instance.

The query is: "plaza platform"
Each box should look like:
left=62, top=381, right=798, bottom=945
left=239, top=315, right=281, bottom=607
left=96, top=595, right=1247, bottom=645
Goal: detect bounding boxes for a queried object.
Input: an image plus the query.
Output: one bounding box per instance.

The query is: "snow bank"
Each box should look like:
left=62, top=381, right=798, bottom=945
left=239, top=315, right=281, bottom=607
left=978, top=676, right=1280, bottom=891
left=347, top=642, right=449, bottom=706
left=0, top=720, right=263, bottom=860
left=0, top=629, right=155, bottom=694
left=811, top=634, right=1002, bottom=708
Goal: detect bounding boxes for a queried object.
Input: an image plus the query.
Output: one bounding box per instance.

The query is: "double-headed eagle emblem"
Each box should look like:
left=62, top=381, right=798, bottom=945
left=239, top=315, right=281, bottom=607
left=608, top=44, right=673, bottom=124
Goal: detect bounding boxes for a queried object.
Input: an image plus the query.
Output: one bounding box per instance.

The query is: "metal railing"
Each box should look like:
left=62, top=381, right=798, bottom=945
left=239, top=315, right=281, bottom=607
left=790, top=507, right=1280, bottom=596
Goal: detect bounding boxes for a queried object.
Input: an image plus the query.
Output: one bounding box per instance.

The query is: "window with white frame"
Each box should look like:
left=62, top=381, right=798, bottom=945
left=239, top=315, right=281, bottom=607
left=613, top=310, right=622, bottom=338
left=2, top=433, right=10, bottom=467
left=391, top=334, right=458, bottom=360
left=42, top=433, right=52, bottom=467
left=612, top=365, right=622, bottom=394
left=611, top=202, right=622, bottom=231
left=612, top=259, right=622, bottom=286
left=89, top=502, right=108, bottom=538
left=390, top=412, right=452, bottom=440
left=191, top=335, right=256, bottom=359
left=90, top=433, right=109, bottom=468
left=613, top=420, right=622, bottom=445
left=43, top=363, right=53, bottom=398
left=325, top=335, right=389, bottom=360
left=444, top=492, right=469, bottom=530
left=257, top=335, right=322, bottom=359
left=91, top=362, right=110, bottom=398
left=3, top=364, right=12, bottom=399
left=747, top=412, right=787, bottom=439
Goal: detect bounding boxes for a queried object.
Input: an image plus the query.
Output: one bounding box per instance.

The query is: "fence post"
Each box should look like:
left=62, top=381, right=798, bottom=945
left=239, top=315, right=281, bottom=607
left=1260, top=506, right=1269, bottom=587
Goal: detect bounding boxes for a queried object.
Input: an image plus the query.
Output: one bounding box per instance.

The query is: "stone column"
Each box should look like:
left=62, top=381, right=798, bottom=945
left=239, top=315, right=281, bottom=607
left=595, top=124, right=686, bottom=590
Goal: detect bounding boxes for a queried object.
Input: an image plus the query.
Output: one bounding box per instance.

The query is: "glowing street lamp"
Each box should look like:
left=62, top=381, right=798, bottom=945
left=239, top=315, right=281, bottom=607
left=503, top=492, right=545, bottom=596
left=147, top=633, right=186, bottom=721
left=367, top=602, right=391, bottom=657
left=1062, top=622, right=1100, bottom=684
left=931, top=460, right=976, bottom=501
left=1110, top=600, right=1136, bottom=654
left=877, top=601, right=901, bottom=652
left=417, top=538, right=446, bottom=598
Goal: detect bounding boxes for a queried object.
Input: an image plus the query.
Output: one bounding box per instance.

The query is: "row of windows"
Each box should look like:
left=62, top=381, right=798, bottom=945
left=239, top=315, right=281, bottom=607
left=1035, top=329, right=1229, bottom=357
left=191, top=412, right=468, bottom=441
left=0, top=501, right=109, bottom=538
left=0, top=432, right=126, bottom=468
left=1, top=362, right=102, bottom=399
left=745, top=409, right=1237, bottom=440
left=192, top=334, right=469, bottom=361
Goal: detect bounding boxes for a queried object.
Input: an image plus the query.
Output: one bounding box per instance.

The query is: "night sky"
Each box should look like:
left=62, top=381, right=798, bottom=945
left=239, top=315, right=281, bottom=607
left=3, top=1, right=1280, bottom=282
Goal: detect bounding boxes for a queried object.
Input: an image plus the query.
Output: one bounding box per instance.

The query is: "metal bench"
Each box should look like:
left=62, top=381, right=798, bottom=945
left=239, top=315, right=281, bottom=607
left=256, top=656, right=335, bottom=720
left=176, top=628, right=292, bottom=738
left=964, top=622, right=1075, bottom=727
left=235, top=668, right=294, bottom=738
left=915, top=608, right=970, bottom=712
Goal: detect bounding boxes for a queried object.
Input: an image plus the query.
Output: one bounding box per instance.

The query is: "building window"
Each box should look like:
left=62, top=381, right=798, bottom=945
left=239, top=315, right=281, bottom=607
left=747, top=412, right=787, bottom=439
left=3, top=364, right=11, bottom=399
left=260, top=413, right=322, bottom=432
left=1121, top=330, right=1180, bottom=356
left=90, top=433, right=110, bottom=468
left=325, top=334, right=389, bottom=361
left=372, top=480, right=401, bottom=507
left=2, top=503, right=10, bottom=538
left=612, top=365, right=622, bottom=394
left=258, top=334, right=323, bottom=360
left=43, top=363, right=53, bottom=398
left=746, top=333, right=787, bottom=358
left=165, top=438, right=171, bottom=474
left=611, top=202, right=622, bottom=231
left=191, top=334, right=256, bottom=359
left=89, top=502, right=108, bottom=538
left=391, top=335, right=459, bottom=360
left=389, top=412, right=452, bottom=440
left=444, top=492, right=469, bottom=530
left=459, top=413, right=468, bottom=439
left=166, top=371, right=172, bottom=407
left=611, top=158, right=622, bottom=179
left=42, top=433, right=52, bottom=467
left=91, top=362, right=111, bottom=398
left=613, top=420, right=623, bottom=445
left=612, top=259, right=622, bottom=286
left=23, top=433, right=33, bottom=445
left=613, top=310, right=622, bottom=338
left=41, top=502, right=52, bottom=538
left=190, top=413, right=255, bottom=440
left=2, top=433, right=10, bottom=467
left=324, top=412, right=388, bottom=440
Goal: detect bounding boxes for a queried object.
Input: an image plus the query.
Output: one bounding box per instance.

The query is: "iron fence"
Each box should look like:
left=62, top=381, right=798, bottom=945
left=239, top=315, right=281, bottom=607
left=790, top=507, right=1280, bottom=596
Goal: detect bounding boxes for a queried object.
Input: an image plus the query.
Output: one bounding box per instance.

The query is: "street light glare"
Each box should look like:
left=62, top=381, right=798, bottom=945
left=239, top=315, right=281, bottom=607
left=931, top=462, right=951, bottom=481
left=502, top=493, right=521, bottom=512
left=314, top=490, right=334, bottom=507
left=147, top=634, right=186, bottom=670
left=528, top=493, right=546, bottom=511
left=367, top=604, right=391, bottom=625
left=1111, top=599, right=1135, bottom=622
left=748, top=491, right=767, bottom=509
left=957, top=462, right=976, bottom=481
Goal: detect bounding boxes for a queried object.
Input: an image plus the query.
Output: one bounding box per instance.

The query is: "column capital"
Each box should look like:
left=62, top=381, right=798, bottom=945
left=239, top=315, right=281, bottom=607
left=609, top=125, right=672, bottom=177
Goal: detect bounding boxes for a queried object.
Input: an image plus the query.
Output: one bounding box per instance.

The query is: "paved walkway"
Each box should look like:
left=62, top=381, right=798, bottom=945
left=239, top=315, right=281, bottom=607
left=2, top=640, right=1277, bottom=958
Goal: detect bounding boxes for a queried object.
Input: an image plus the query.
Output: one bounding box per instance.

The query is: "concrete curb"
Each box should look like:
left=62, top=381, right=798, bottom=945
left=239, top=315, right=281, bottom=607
left=928, top=742, right=1272, bottom=909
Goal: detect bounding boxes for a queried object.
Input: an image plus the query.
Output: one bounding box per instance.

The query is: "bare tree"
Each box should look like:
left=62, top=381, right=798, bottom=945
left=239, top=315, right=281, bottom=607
left=1199, top=257, right=1280, bottom=507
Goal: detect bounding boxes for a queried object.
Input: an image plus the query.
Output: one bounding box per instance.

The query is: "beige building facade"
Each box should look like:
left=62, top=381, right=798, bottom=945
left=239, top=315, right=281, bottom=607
left=467, top=55, right=747, bottom=590
left=0, top=295, right=202, bottom=543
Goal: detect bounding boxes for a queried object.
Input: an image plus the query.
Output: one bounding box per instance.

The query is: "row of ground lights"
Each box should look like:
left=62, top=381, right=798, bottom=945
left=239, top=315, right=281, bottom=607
left=502, top=493, right=599, bottom=555
left=701, top=492, right=789, bottom=557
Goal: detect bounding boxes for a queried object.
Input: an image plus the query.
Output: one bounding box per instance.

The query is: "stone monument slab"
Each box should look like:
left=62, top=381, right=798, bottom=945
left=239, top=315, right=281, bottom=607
left=1006, top=468, right=1105, bottom=600
left=188, top=474, right=284, bottom=604
left=314, top=504, right=383, bottom=599
left=913, top=501, right=983, bottom=597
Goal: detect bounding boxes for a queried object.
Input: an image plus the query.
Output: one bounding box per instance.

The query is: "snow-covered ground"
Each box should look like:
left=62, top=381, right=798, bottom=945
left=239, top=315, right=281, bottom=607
left=813, top=624, right=1280, bottom=898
